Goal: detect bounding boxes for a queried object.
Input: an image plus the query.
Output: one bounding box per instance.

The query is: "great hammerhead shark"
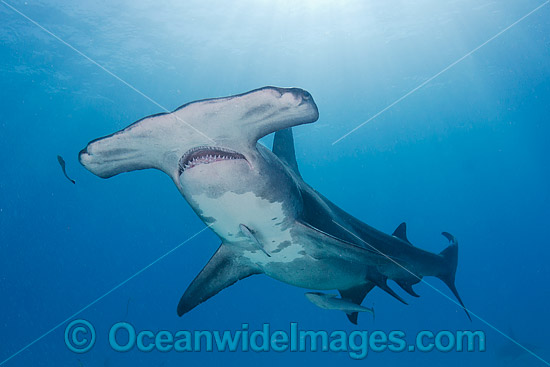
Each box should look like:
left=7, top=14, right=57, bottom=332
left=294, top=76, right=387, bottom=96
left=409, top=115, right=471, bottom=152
left=79, top=87, right=470, bottom=324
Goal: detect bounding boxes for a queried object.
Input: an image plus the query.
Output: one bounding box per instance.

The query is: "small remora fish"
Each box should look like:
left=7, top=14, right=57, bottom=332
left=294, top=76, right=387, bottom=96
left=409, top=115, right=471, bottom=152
left=239, top=223, right=271, bottom=257
left=57, top=155, right=75, bottom=184
left=305, top=292, right=374, bottom=318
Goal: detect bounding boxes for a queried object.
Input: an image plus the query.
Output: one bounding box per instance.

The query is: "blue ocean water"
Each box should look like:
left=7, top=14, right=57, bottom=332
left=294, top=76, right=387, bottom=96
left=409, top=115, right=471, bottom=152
left=1, top=0, right=549, bottom=366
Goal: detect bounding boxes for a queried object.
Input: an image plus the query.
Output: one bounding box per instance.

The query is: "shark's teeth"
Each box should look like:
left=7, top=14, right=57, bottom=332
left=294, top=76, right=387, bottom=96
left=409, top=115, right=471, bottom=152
left=178, top=146, right=246, bottom=174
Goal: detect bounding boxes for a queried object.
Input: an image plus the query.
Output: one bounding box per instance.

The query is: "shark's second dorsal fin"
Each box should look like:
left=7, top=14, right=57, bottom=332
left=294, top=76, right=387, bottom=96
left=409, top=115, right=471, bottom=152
left=392, top=222, right=411, bottom=244
left=273, top=128, right=302, bottom=178
left=177, top=244, right=261, bottom=317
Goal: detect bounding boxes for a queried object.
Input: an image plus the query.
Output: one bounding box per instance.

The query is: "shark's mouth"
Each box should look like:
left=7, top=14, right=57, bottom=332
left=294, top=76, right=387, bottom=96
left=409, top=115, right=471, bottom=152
left=179, top=146, right=246, bottom=174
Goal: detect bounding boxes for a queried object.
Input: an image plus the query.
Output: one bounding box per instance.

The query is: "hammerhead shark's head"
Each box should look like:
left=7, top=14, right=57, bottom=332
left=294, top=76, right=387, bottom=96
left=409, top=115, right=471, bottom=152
left=80, top=86, right=470, bottom=324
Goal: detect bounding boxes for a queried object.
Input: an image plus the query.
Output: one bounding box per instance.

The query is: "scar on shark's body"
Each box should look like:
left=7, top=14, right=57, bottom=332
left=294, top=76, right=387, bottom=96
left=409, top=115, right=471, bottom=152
left=79, top=86, right=470, bottom=324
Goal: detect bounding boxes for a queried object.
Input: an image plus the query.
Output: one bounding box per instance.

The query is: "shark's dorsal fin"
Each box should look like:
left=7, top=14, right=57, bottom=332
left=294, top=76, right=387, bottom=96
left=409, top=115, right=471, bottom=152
left=273, top=128, right=302, bottom=178
left=177, top=244, right=261, bottom=317
left=392, top=222, right=411, bottom=244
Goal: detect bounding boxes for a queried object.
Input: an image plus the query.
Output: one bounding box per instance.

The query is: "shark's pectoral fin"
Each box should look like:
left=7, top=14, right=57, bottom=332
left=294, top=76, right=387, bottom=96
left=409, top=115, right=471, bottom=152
left=273, top=128, right=302, bottom=179
left=339, top=282, right=376, bottom=324
left=177, top=244, right=261, bottom=317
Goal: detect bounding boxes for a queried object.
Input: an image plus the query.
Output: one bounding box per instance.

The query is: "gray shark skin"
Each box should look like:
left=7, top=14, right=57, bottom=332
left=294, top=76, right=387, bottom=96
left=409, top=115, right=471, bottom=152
left=305, top=292, right=374, bottom=318
left=79, top=86, right=470, bottom=324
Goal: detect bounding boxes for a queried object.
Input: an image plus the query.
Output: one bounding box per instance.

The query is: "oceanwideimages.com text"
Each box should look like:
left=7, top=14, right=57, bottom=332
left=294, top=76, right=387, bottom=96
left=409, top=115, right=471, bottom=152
left=65, top=320, right=486, bottom=359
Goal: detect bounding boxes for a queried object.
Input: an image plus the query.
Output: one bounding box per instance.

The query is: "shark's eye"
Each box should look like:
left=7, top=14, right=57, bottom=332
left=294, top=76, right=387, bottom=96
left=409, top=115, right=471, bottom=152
left=302, top=91, right=311, bottom=100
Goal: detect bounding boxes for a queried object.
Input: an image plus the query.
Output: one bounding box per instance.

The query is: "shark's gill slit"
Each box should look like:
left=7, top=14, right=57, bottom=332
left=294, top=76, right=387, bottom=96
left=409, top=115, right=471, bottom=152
left=179, top=146, right=246, bottom=174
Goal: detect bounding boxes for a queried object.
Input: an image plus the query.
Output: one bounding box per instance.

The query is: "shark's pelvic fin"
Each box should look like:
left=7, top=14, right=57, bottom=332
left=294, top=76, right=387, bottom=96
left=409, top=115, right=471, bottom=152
left=177, top=244, right=261, bottom=317
left=239, top=224, right=271, bottom=257
left=392, top=222, right=411, bottom=244
left=272, top=128, right=302, bottom=179
left=339, top=282, right=376, bottom=324
left=366, top=269, right=408, bottom=305
left=437, top=232, right=471, bottom=321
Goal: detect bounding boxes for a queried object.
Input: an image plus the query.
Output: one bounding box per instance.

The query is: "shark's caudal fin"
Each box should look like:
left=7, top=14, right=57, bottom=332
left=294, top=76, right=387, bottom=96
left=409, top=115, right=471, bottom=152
left=437, top=232, right=471, bottom=321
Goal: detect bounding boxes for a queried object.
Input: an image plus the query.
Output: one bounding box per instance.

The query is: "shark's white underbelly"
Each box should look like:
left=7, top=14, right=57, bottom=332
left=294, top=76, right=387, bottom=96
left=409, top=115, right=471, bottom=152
left=193, top=190, right=305, bottom=264
left=193, top=190, right=366, bottom=290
